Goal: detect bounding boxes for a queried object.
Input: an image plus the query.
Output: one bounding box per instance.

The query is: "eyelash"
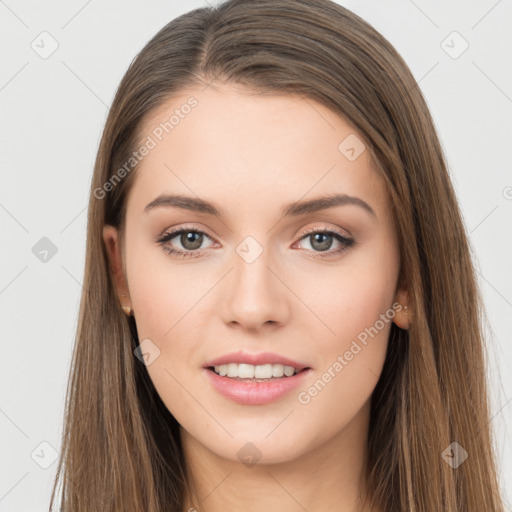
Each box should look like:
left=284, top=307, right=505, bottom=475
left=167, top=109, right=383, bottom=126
left=156, top=225, right=355, bottom=259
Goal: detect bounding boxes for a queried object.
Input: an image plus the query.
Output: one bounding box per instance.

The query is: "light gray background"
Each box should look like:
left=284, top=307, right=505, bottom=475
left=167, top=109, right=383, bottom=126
left=1, top=0, right=511, bottom=510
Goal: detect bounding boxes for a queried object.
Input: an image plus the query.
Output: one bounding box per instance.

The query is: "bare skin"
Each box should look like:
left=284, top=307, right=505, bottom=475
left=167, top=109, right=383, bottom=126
left=103, top=81, right=410, bottom=512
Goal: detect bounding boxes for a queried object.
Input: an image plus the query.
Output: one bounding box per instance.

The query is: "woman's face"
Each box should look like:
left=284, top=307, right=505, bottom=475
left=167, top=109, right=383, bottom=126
left=103, top=82, right=409, bottom=465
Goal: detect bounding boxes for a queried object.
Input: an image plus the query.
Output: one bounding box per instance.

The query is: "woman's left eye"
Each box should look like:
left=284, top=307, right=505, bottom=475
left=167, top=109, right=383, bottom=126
left=294, top=228, right=355, bottom=257
left=156, top=227, right=355, bottom=259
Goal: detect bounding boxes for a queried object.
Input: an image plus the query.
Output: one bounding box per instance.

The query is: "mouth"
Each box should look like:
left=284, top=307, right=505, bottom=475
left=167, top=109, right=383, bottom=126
left=203, top=360, right=313, bottom=405
left=202, top=351, right=312, bottom=404
left=207, top=363, right=310, bottom=382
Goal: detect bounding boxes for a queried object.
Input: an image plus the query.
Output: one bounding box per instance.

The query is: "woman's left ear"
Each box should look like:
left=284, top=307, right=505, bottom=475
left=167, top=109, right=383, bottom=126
left=393, top=288, right=411, bottom=330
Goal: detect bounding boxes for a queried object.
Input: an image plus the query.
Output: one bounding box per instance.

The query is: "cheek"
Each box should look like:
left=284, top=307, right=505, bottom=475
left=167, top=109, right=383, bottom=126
left=124, top=239, right=210, bottom=419
left=125, top=234, right=206, bottom=340
left=301, top=234, right=398, bottom=358
left=292, top=238, right=397, bottom=420
left=292, top=292, right=393, bottom=450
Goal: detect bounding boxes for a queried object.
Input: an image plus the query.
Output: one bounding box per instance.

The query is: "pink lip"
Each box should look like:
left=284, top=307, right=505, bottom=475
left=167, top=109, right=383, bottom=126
left=202, top=350, right=312, bottom=406
left=203, top=350, right=310, bottom=371
left=203, top=367, right=312, bottom=405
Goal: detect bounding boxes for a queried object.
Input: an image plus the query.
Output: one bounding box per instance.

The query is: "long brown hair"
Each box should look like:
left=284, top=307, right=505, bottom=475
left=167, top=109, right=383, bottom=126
left=49, top=0, right=507, bottom=510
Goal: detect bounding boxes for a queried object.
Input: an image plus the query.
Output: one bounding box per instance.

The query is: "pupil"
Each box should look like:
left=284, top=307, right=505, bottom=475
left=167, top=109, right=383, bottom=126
left=182, top=231, right=203, bottom=250
left=312, top=233, right=332, bottom=251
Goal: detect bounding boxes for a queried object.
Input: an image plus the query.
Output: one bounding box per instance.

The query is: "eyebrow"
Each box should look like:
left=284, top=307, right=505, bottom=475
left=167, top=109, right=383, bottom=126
left=144, top=193, right=376, bottom=218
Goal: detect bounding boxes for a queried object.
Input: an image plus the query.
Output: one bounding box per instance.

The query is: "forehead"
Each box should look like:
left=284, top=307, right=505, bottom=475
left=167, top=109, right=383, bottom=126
left=126, top=82, right=388, bottom=220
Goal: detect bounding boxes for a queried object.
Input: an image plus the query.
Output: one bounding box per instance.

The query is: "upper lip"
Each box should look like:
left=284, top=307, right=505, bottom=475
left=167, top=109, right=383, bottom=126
left=203, top=350, right=310, bottom=371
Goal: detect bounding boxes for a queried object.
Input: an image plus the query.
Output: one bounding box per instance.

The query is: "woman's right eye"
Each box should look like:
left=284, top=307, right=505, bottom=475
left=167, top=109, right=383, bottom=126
left=157, top=228, right=214, bottom=258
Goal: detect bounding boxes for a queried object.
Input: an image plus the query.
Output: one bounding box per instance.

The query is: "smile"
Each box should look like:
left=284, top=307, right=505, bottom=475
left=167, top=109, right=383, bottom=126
left=204, top=365, right=312, bottom=405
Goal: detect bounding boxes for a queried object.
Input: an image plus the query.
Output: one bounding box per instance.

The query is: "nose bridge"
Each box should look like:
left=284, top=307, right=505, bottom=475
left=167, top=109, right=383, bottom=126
left=219, top=234, right=289, bottom=329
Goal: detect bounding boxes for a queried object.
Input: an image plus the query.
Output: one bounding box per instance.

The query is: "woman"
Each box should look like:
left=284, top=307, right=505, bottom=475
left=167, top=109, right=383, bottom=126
left=49, top=0, right=507, bottom=510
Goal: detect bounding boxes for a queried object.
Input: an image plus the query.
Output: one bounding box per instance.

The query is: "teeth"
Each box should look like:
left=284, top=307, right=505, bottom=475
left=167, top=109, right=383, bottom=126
left=213, top=363, right=300, bottom=379
left=272, top=364, right=284, bottom=377
left=239, top=363, right=254, bottom=379
left=255, top=364, right=272, bottom=379
left=227, top=363, right=238, bottom=377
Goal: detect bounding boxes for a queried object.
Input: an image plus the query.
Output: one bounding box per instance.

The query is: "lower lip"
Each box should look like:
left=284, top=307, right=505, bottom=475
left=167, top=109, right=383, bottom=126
left=203, top=367, right=312, bottom=405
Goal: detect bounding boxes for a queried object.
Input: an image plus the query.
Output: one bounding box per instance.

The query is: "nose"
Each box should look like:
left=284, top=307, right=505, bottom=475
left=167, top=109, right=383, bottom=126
left=218, top=242, right=291, bottom=333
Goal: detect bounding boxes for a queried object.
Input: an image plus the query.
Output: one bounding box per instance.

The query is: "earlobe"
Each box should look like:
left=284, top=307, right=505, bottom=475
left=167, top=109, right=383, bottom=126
left=102, top=225, right=131, bottom=313
left=393, top=288, right=411, bottom=330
